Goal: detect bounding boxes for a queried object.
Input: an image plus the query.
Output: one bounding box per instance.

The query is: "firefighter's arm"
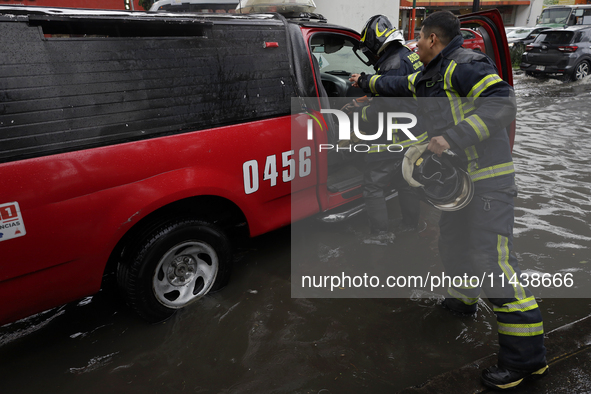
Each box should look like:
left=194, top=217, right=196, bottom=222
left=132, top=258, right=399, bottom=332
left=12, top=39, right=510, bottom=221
left=442, top=61, right=516, bottom=150
left=340, top=95, right=370, bottom=114
left=350, top=73, right=414, bottom=97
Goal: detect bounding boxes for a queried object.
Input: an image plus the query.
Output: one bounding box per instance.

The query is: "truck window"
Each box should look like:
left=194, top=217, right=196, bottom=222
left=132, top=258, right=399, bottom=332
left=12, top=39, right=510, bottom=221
left=310, top=34, right=373, bottom=76
left=539, top=8, right=571, bottom=25
left=0, top=19, right=294, bottom=163
left=309, top=33, right=372, bottom=105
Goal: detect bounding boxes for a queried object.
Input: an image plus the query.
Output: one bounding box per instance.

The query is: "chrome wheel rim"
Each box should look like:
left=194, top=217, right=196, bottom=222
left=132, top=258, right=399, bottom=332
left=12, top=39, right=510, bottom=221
left=575, top=62, right=589, bottom=80
left=152, top=241, right=218, bottom=309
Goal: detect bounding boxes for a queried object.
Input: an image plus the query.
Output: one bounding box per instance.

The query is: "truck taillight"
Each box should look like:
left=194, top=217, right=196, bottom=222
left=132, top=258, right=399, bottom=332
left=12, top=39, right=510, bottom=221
left=558, top=45, right=578, bottom=52
left=524, top=45, right=533, bottom=52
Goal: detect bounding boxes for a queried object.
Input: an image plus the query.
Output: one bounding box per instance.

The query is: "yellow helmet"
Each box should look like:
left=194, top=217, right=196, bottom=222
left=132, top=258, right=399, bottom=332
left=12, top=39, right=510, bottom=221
left=360, top=15, right=405, bottom=64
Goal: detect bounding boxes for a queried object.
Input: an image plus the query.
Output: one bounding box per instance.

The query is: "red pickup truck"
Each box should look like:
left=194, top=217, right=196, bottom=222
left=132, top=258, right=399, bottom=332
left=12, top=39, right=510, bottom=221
left=0, top=4, right=512, bottom=324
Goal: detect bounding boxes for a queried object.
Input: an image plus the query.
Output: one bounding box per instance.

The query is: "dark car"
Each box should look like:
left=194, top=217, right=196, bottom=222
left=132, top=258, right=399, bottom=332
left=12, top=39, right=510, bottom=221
left=507, top=27, right=551, bottom=51
left=520, top=26, right=591, bottom=81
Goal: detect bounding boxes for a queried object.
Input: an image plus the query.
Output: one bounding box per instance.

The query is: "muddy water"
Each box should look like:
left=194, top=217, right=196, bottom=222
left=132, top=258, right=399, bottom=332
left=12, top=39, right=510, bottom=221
left=1, top=74, right=590, bottom=393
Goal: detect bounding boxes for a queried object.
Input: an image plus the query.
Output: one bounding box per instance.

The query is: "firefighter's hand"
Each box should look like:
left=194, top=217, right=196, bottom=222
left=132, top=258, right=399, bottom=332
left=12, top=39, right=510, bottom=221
left=340, top=99, right=361, bottom=114
left=427, top=136, right=450, bottom=156
left=350, top=74, right=361, bottom=88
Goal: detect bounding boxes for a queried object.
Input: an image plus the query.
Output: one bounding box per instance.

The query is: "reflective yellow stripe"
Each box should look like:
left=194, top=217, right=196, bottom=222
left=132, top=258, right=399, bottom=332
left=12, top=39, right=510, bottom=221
left=361, top=105, right=369, bottom=122
left=367, top=144, right=403, bottom=153
left=444, top=61, right=464, bottom=125
left=368, top=144, right=387, bottom=153
left=448, top=287, right=479, bottom=305
left=497, top=235, right=526, bottom=300
left=375, top=22, right=388, bottom=37
left=464, top=146, right=479, bottom=174
left=465, top=114, right=490, bottom=142
left=470, top=162, right=514, bottom=182
left=468, top=74, right=503, bottom=98
left=494, top=296, right=539, bottom=313
left=367, top=133, right=428, bottom=153
left=465, top=118, right=482, bottom=141
left=496, top=379, right=524, bottom=389
left=474, top=115, right=490, bottom=139
left=397, top=131, right=428, bottom=148
left=369, top=75, right=380, bottom=94
left=462, top=98, right=476, bottom=113
left=498, top=322, right=544, bottom=337
left=361, top=28, right=367, bottom=42
left=385, top=29, right=396, bottom=38
left=408, top=72, right=419, bottom=96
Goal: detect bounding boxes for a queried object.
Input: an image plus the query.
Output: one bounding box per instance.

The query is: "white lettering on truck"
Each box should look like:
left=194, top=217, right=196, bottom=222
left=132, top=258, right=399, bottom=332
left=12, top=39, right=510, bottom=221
left=243, top=147, right=312, bottom=194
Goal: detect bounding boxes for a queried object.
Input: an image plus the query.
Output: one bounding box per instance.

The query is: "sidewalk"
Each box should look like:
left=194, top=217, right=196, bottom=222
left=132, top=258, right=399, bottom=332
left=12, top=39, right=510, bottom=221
left=397, top=315, right=591, bottom=393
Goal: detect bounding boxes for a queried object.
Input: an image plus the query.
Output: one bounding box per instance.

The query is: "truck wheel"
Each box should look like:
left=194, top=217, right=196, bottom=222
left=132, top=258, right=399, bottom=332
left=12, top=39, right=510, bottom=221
left=118, top=219, right=231, bottom=323
left=572, top=60, right=590, bottom=81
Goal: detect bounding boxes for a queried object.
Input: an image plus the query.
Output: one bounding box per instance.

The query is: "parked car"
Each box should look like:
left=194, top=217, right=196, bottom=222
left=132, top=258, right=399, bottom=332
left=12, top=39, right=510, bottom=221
left=506, top=26, right=551, bottom=50
left=505, top=26, right=519, bottom=34
left=0, top=4, right=513, bottom=326
left=520, top=25, right=591, bottom=80
left=405, top=28, right=485, bottom=53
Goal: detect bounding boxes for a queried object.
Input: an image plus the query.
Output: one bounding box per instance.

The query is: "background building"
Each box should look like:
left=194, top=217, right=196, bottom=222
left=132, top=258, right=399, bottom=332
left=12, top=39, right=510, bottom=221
left=396, top=0, right=546, bottom=38
left=0, top=0, right=546, bottom=31
left=314, top=0, right=400, bottom=32
left=316, top=0, right=545, bottom=40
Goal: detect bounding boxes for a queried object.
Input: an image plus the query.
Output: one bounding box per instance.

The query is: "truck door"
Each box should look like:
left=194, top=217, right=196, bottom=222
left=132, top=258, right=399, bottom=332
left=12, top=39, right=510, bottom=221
left=459, top=9, right=516, bottom=148
left=301, top=28, right=376, bottom=211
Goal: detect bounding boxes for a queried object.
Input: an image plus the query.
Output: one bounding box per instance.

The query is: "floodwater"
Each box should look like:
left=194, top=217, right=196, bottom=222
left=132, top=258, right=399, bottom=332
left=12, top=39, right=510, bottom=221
left=1, top=73, right=590, bottom=393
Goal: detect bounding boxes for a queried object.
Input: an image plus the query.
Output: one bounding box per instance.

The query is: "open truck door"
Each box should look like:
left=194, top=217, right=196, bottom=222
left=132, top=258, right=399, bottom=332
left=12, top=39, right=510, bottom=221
left=459, top=9, right=516, bottom=149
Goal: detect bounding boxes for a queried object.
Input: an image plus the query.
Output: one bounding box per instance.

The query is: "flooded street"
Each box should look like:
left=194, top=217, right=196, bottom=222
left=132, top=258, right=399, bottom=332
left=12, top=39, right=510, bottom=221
left=1, top=73, right=590, bottom=393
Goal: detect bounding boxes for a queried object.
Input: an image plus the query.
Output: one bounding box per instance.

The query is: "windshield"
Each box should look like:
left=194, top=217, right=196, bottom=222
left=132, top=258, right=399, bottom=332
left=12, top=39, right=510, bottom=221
left=534, top=31, right=574, bottom=45
left=538, top=8, right=571, bottom=25
left=507, top=28, right=533, bottom=39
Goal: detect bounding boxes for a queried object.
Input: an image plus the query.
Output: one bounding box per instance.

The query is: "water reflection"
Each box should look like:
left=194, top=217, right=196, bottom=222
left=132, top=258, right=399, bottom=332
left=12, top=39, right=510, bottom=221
left=511, top=76, right=591, bottom=298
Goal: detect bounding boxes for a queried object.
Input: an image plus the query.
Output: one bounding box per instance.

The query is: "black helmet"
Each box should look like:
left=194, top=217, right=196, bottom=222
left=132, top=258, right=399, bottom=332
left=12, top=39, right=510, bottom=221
left=402, top=144, right=474, bottom=211
left=359, top=15, right=405, bottom=64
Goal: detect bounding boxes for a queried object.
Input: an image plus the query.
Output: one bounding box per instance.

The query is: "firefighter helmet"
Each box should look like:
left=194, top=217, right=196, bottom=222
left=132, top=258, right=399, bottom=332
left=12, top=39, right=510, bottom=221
left=359, top=15, right=405, bottom=64
left=402, top=144, right=474, bottom=211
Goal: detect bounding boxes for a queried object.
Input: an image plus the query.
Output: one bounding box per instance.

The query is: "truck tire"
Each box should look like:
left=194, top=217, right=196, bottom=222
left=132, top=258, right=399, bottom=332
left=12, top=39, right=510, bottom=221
left=572, top=60, right=590, bottom=81
left=118, top=219, right=231, bottom=323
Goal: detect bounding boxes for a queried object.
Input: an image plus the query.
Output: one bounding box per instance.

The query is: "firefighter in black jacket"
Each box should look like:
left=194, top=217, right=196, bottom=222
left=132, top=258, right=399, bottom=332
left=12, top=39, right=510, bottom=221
left=351, top=15, right=424, bottom=245
left=351, top=11, right=547, bottom=390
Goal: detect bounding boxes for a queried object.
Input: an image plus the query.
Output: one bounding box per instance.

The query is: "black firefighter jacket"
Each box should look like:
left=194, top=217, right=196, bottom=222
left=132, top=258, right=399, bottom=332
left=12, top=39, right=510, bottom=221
left=358, top=34, right=517, bottom=193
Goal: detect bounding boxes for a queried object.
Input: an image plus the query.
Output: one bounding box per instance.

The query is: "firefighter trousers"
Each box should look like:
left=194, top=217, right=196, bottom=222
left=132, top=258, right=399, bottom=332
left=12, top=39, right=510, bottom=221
left=363, top=159, right=420, bottom=234
left=438, top=187, right=547, bottom=371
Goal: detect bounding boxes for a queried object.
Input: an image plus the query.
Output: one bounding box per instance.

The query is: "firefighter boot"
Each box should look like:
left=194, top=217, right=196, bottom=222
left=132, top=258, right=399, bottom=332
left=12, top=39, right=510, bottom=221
left=481, top=364, right=548, bottom=390
left=441, top=297, right=477, bottom=316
